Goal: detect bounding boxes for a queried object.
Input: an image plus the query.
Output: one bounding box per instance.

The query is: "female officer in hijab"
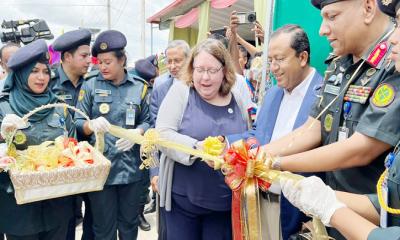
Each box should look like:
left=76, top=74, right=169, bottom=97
left=75, top=30, right=151, bottom=240
left=0, top=39, right=75, bottom=240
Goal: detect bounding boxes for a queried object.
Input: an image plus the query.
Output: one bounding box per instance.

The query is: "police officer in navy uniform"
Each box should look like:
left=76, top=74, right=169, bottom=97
left=75, top=30, right=150, bottom=240
left=51, top=29, right=94, bottom=240
left=0, top=39, right=75, bottom=240
left=256, top=0, right=400, bottom=239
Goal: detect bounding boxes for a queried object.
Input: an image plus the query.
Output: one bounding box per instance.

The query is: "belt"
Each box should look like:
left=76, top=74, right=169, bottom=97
left=260, top=191, right=280, bottom=202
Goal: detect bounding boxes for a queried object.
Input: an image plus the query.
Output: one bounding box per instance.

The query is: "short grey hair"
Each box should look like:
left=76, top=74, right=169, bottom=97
left=165, top=40, right=190, bottom=59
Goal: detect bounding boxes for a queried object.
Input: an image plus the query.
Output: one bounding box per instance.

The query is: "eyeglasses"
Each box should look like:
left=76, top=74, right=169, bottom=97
left=267, top=54, right=296, bottom=68
left=193, top=65, right=223, bottom=75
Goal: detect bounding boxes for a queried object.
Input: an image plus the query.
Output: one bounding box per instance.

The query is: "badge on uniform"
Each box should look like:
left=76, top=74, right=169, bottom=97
left=57, top=94, right=73, bottom=101
left=338, top=102, right=352, bottom=141
left=78, top=89, right=85, bottom=102
left=372, top=83, right=395, bottom=108
left=126, top=102, right=136, bottom=126
left=324, top=84, right=340, bottom=96
left=324, top=114, right=333, bottom=132
left=95, top=89, right=111, bottom=97
left=99, top=103, right=110, bottom=114
left=367, top=42, right=388, bottom=68
left=344, top=85, right=372, bottom=104
left=360, top=68, right=377, bottom=86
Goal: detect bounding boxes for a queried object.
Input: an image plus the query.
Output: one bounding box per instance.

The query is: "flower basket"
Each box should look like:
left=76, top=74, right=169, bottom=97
left=5, top=103, right=111, bottom=204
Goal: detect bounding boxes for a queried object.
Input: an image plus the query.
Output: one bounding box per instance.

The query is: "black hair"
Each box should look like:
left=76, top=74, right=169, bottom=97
left=113, top=49, right=127, bottom=67
left=60, top=46, right=79, bottom=61
left=271, top=24, right=311, bottom=64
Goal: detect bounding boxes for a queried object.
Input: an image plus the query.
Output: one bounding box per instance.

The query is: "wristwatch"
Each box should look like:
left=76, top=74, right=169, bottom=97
left=271, top=157, right=282, bottom=171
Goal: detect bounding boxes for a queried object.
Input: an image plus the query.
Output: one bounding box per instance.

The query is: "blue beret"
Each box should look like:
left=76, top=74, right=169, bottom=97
left=311, top=0, right=344, bottom=9
left=7, top=39, right=48, bottom=71
left=378, top=0, right=400, bottom=18
left=53, top=29, right=91, bottom=52
left=92, top=30, right=127, bottom=57
left=146, top=55, right=158, bottom=67
left=135, top=58, right=157, bottom=81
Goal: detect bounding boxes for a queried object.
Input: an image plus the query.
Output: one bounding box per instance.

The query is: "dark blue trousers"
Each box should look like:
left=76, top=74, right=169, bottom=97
left=165, top=194, right=232, bottom=240
left=88, top=180, right=147, bottom=240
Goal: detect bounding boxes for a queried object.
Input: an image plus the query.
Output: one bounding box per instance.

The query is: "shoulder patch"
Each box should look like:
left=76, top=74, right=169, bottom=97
left=371, top=83, right=395, bottom=108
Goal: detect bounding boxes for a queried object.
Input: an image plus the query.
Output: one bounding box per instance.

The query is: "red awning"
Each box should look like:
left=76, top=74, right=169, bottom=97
left=211, top=0, right=238, bottom=9
left=175, top=7, right=199, bottom=28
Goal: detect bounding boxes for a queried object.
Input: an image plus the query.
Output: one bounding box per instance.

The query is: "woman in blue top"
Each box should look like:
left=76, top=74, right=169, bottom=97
left=280, top=1, right=400, bottom=239
left=156, top=39, right=251, bottom=240
left=0, top=39, right=75, bottom=240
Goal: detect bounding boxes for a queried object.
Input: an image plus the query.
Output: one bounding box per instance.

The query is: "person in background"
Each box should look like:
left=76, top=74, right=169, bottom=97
left=131, top=55, right=159, bottom=232
left=0, top=39, right=75, bottom=240
left=0, top=43, right=20, bottom=91
left=75, top=30, right=151, bottom=240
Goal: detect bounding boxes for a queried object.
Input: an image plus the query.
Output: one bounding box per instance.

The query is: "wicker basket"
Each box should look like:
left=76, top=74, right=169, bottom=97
left=6, top=103, right=111, bottom=204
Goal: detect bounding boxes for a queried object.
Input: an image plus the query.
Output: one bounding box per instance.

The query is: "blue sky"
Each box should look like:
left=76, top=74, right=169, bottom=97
left=0, top=0, right=172, bottom=65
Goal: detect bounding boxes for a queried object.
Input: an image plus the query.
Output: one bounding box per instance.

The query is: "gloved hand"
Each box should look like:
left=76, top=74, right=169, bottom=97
left=1, top=114, right=27, bottom=138
left=115, top=129, right=141, bottom=152
left=88, top=117, right=111, bottom=133
left=280, top=176, right=346, bottom=226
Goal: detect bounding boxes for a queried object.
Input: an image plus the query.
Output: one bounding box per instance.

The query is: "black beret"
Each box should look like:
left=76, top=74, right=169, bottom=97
left=135, top=58, right=157, bottom=81
left=52, top=29, right=91, bottom=52
left=311, top=0, right=344, bottom=9
left=378, top=0, right=400, bottom=18
left=7, top=39, right=48, bottom=71
left=92, top=30, right=127, bottom=57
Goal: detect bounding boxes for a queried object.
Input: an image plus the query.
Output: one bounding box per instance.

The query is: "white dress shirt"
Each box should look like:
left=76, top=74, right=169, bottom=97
left=269, top=68, right=315, bottom=194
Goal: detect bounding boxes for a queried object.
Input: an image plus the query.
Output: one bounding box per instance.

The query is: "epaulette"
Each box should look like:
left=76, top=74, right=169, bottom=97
left=0, top=92, right=10, bottom=100
left=367, top=42, right=388, bottom=68
left=84, top=70, right=100, bottom=80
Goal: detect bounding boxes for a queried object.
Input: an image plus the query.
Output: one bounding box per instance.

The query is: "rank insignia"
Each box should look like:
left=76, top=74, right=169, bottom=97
left=324, top=114, right=333, bottom=132
left=99, top=103, right=110, bottom=114
left=382, top=0, right=392, bottom=6
left=344, top=85, right=372, bottom=104
left=372, top=83, right=395, bottom=107
left=78, top=89, right=85, bottom=102
left=367, top=42, right=388, bottom=67
left=14, top=130, right=27, bottom=145
left=100, top=42, right=108, bottom=50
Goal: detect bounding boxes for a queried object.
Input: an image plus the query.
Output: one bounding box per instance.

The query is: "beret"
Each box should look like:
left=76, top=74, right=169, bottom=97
left=92, top=30, right=127, bottom=57
left=53, top=29, right=91, bottom=52
left=311, top=0, right=344, bottom=9
left=7, top=39, right=48, bottom=71
left=135, top=58, right=157, bottom=81
left=377, top=0, right=400, bottom=18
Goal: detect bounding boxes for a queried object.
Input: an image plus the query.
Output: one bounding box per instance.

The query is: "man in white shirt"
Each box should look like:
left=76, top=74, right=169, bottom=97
left=227, top=24, right=323, bottom=240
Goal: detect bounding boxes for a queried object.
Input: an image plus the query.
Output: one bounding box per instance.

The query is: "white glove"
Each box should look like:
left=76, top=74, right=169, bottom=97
left=280, top=176, right=346, bottom=226
left=88, top=117, right=111, bottom=133
left=1, top=114, right=27, bottom=138
left=115, top=129, right=141, bottom=152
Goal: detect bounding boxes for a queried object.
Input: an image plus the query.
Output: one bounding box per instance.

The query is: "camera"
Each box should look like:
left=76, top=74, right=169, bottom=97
left=236, top=12, right=257, bottom=24
left=0, top=19, right=54, bottom=45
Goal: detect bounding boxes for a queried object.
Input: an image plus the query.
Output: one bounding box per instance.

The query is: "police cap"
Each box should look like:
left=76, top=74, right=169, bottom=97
left=135, top=58, right=157, bottom=81
left=92, top=30, right=127, bottom=57
left=311, top=0, right=344, bottom=9
left=7, top=39, right=48, bottom=71
left=377, top=0, right=400, bottom=18
left=52, top=29, right=91, bottom=52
